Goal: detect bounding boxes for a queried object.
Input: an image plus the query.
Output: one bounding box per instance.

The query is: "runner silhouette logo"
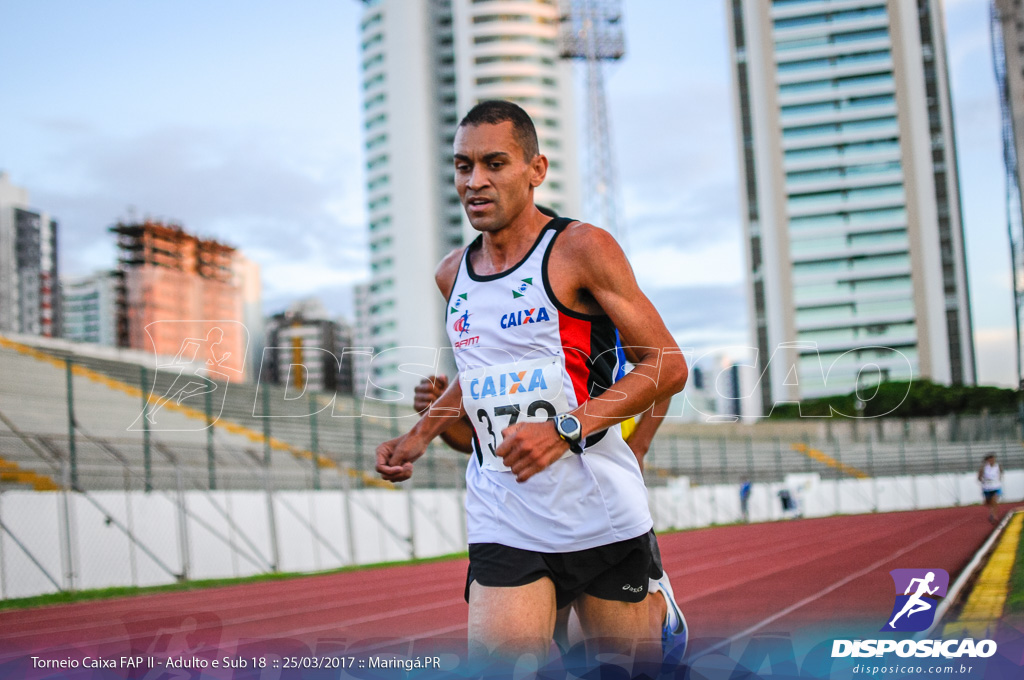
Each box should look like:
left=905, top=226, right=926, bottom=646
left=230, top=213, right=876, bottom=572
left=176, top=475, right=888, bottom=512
left=882, top=569, right=949, bottom=632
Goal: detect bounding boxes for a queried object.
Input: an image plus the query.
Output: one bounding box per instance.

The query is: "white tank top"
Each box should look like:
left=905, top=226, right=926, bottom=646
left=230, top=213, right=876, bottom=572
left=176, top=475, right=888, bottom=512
left=981, top=462, right=1001, bottom=491
left=445, top=218, right=652, bottom=552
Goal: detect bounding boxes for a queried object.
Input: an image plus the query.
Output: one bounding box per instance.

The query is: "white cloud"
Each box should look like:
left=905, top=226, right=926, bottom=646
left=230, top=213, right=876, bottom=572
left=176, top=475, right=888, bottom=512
left=974, top=327, right=1018, bottom=387
left=261, top=260, right=363, bottom=291
left=631, top=240, right=745, bottom=289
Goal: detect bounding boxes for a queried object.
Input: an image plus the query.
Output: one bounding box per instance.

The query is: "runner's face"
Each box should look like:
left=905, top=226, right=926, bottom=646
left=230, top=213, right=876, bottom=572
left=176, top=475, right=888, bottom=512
left=453, top=122, right=543, bottom=232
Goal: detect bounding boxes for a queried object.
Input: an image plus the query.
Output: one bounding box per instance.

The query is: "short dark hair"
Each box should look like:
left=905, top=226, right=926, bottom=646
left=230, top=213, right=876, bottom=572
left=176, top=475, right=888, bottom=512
left=458, top=100, right=539, bottom=161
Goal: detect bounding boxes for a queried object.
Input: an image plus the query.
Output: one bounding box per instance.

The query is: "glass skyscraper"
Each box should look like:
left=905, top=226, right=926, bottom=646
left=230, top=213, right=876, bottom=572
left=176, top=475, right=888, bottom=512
left=355, top=0, right=580, bottom=401
left=727, top=0, right=975, bottom=412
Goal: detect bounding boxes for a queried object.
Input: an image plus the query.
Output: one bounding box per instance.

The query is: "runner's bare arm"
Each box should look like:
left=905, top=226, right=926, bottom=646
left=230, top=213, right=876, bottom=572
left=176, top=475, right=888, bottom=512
left=625, top=398, right=670, bottom=470
left=375, top=379, right=465, bottom=482
left=415, top=375, right=474, bottom=454
left=618, top=345, right=671, bottom=467
left=374, top=248, right=471, bottom=482
left=548, top=222, right=687, bottom=423
left=497, top=224, right=687, bottom=482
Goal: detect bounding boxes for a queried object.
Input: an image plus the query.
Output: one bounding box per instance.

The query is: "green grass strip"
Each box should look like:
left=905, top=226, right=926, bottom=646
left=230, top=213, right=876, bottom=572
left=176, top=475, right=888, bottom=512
left=0, top=551, right=467, bottom=612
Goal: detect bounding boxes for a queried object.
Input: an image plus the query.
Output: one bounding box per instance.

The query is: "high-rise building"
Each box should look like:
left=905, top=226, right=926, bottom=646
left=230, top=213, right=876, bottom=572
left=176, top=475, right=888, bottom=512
left=994, top=0, right=1024, bottom=212
left=264, top=298, right=355, bottom=396
left=355, top=0, right=580, bottom=401
left=351, top=281, right=373, bottom=397
left=0, top=172, right=60, bottom=338
left=726, top=0, right=975, bottom=413
left=451, top=0, right=581, bottom=233
left=111, top=219, right=248, bottom=381
left=993, top=0, right=1024, bottom=383
left=669, top=350, right=759, bottom=423
left=61, top=270, right=119, bottom=346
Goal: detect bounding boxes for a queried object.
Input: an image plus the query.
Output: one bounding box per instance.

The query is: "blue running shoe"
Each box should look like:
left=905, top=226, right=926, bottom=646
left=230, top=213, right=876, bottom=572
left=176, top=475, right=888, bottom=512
left=651, top=573, right=687, bottom=662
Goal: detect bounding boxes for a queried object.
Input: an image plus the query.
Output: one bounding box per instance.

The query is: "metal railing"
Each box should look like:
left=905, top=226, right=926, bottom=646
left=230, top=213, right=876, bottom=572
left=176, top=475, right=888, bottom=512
left=1, top=345, right=1022, bottom=601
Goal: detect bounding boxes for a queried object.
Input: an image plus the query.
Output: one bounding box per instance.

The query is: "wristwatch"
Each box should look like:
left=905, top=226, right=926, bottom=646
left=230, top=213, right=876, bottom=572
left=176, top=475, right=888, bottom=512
left=553, top=413, right=584, bottom=454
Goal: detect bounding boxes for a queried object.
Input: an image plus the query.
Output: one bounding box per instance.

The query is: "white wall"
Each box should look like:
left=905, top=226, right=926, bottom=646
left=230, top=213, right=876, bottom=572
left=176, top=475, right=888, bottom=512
left=2, top=471, right=1018, bottom=600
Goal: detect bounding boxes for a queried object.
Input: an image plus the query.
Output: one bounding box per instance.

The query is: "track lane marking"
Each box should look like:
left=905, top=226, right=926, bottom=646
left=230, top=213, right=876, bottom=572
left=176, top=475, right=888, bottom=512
left=676, top=516, right=964, bottom=603
left=693, top=516, right=973, bottom=658
left=0, top=581, right=463, bottom=651
left=0, top=569, right=464, bottom=633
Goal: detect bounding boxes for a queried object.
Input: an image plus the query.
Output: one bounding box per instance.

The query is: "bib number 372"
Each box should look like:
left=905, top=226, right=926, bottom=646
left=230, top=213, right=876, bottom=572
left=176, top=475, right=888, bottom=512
left=474, top=399, right=557, bottom=457
left=460, top=356, right=571, bottom=472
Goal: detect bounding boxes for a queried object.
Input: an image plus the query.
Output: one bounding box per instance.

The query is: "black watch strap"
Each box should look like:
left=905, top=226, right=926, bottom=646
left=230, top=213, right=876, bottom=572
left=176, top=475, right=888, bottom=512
left=554, top=413, right=584, bottom=454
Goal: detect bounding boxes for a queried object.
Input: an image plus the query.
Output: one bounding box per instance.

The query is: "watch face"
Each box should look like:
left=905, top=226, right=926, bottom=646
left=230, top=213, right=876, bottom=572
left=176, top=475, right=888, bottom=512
left=560, top=417, right=579, bottom=435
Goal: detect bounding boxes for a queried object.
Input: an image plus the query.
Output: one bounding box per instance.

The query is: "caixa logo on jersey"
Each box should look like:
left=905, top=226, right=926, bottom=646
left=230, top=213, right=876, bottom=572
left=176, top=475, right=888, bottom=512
left=500, top=306, right=550, bottom=329
left=469, top=368, right=549, bottom=399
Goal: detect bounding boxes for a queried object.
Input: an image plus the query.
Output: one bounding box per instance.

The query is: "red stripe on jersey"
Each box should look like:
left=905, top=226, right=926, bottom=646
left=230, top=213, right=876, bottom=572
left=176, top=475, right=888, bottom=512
left=559, top=313, right=592, bottom=407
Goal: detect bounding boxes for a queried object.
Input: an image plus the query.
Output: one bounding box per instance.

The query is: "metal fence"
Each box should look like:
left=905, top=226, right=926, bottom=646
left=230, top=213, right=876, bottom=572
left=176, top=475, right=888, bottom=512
left=3, top=347, right=1021, bottom=493
left=0, top=458, right=467, bottom=601
left=2, top=461, right=1019, bottom=602
left=642, top=430, right=1024, bottom=486
left=2, top=341, right=1023, bottom=601
left=0, top=340, right=469, bottom=493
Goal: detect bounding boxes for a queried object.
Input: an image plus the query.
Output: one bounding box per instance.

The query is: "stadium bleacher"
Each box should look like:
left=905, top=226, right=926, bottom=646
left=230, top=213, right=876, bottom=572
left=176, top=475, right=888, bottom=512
left=0, top=335, right=467, bottom=492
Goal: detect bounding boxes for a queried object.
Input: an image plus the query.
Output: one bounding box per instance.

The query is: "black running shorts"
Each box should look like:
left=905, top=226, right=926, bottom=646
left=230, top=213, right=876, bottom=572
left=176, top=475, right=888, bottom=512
left=466, top=532, right=656, bottom=610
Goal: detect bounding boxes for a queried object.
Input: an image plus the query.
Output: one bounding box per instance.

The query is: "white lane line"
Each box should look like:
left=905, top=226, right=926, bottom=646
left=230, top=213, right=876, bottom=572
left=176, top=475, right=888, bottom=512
left=0, top=590, right=466, bottom=661
left=274, top=597, right=467, bottom=638
left=359, top=623, right=469, bottom=654
left=676, top=515, right=950, bottom=605
left=692, top=516, right=972, bottom=659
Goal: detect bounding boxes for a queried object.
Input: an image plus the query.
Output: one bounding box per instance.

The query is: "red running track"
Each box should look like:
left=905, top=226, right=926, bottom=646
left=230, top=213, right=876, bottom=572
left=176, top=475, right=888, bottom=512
left=0, top=505, right=1009, bottom=668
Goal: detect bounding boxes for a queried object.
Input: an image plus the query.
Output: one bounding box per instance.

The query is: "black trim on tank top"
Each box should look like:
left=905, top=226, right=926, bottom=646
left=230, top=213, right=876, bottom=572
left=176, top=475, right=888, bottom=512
left=583, top=429, right=608, bottom=449
left=578, top=314, right=618, bottom=450
left=465, top=217, right=559, bottom=282
left=471, top=430, right=483, bottom=467
left=587, top=315, right=620, bottom=400
left=541, top=219, right=609, bottom=322
left=444, top=246, right=469, bottom=323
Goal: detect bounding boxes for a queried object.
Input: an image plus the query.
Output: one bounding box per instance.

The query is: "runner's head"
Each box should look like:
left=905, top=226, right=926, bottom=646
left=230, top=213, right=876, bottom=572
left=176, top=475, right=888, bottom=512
left=454, top=100, right=548, bottom=233
left=459, top=100, right=539, bottom=160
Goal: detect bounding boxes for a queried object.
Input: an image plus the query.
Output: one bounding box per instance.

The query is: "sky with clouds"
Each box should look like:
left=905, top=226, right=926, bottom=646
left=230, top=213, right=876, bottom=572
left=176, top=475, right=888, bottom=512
left=0, top=0, right=1015, bottom=386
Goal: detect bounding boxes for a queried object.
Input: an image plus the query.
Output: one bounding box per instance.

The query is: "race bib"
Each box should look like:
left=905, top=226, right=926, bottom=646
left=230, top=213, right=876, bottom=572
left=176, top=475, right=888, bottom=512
left=460, top=356, right=572, bottom=472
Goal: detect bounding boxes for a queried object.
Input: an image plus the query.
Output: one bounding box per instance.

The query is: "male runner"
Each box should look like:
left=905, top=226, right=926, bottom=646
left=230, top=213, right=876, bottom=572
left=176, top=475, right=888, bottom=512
left=412, top=375, right=687, bottom=656
left=375, top=101, right=688, bottom=666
